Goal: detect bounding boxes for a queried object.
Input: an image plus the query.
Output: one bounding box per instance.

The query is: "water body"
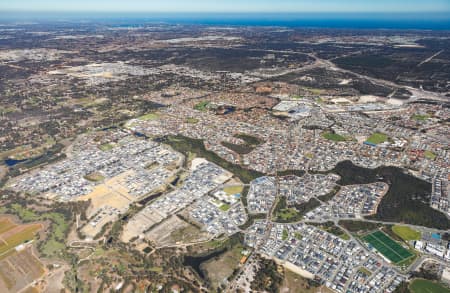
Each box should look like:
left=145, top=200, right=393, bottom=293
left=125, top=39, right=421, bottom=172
left=160, top=13, right=450, bottom=30
left=218, top=105, right=236, bottom=115
left=4, top=158, right=28, bottom=167
left=138, top=191, right=163, bottom=205
left=170, top=176, right=179, bottom=186
left=3, top=12, right=450, bottom=30
left=133, top=132, right=149, bottom=139
left=101, top=126, right=118, bottom=131
left=183, top=248, right=227, bottom=279
left=6, top=144, right=65, bottom=175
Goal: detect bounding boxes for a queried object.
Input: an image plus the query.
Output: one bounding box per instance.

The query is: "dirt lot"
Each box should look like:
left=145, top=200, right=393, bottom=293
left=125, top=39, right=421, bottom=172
left=280, top=269, right=333, bottom=293
left=77, top=171, right=136, bottom=238
left=41, top=263, right=69, bottom=293
left=146, top=215, right=209, bottom=247
left=202, top=244, right=244, bottom=290
left=122, top=208, right=166, bottom=242
left=77, top=170, right=135, bottom=218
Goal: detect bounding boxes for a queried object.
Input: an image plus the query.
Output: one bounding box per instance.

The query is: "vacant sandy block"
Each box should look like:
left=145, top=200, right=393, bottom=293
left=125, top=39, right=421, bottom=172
left=339, top=79, right=352, bottom=85
left=121, top=208, right=166, bottom=242
left=358, top=95, right=379, bottom=103
left=42, top=264, right=68, bottom=293
left=386, top=98, right=404, bottom=105
left=77, top=171, right=135, bottom=218
left=145, top=215, right=209, bottom=246
left=214, top=172, right=234, bottom=184
left=81, top=212, right=118, bottom=238
left=145, top=215, right=186, bottom=243
left=190, top=158, right=209, bottom=170
left=76, top=172, right=138, bottom=238
left=331, top=97, right=351, bottom=104
left=271, top=257, right=315, bottom=280
left=79, top=188, right=131, bottom=218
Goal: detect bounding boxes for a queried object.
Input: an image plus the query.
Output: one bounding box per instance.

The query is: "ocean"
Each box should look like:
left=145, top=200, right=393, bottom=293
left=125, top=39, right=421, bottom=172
left=1, top=12, right=449, bottom=30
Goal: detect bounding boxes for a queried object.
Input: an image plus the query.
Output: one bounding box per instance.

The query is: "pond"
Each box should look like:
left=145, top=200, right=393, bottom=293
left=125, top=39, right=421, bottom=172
left=183, top=248, right=227, bottom=279
left=4, top=158, right=28, bottom=166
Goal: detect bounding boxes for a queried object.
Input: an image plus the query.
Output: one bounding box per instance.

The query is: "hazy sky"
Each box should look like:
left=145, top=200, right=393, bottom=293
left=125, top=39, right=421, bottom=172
left=1, top=0, right=449, bottom=13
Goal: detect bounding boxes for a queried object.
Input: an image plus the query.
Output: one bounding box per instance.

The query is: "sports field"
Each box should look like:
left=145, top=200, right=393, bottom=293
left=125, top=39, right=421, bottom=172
left=322, top=131, right=347, bottom=142
left=366, top=132, right=388, bottom=145
left=363, top=230, right=413, bottom=264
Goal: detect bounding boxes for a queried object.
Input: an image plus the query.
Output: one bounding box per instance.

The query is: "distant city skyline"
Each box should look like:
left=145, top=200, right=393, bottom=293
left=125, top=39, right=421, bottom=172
left=1, top=0, right=449, bottom=13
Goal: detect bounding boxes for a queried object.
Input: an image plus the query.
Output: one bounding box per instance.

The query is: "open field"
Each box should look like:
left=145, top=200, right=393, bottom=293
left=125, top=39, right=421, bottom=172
left=392, top=225, right=421, bottom=241
left=0, top=217, right=42, bottom=258
left=0, top=247, right=45, bottom=293
left=363, top=231, right=414, bottom=264
left=277, top=208, right=300, bottom=222
left=202, top=243, right=244, bottom=289
left=309, top=221, right=350, bottom=240
left=322, top=131, right=347, bottom=142
left=79, top=169, right=173, bottom=238
left=365, top=132, right=388, bottom=145
left=0, top=145, right=32, bottom=160
left=424, top=150, right=437, bottom=160
left=0, top=218, right=16, bottom=234
left=37, top=263, right=68, bottom=293
left=186, top=117, right=199, bottom=124
left=194, top=101, right=210, bottom=111
left=411, top=114, right=430, bottom=121
left=0, top=206, right=71, bottom=258
left=99, top=143, right=115, bottom=151
left=274, top=197, right=320, bottom=223
left=409, top=279, right=450, bottom=293
left=219, top=204, right=231, bottom=211
left=273, top=197, right=301, bottom=223
left=223, top=185, right=244, bottom=195
left=78, top=170, right=136, bottom=216
left=42, top=215, right=69, bottom=257
left=139, top=112, right=160, bottom=121
left=79, top=186, right=133, bottom=238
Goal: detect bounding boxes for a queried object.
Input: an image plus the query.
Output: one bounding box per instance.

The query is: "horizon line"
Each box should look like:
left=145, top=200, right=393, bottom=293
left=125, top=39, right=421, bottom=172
left=1, top=10, right=450, bottom=14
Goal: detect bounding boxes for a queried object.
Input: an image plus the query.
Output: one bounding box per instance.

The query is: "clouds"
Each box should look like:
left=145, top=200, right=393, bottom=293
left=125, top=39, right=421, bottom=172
left=1, top=0, right=449, bottom=12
